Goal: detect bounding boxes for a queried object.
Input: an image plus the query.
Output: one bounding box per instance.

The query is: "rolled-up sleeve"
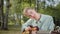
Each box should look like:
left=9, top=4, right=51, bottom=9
left=21, top=19, right=32, bottom=32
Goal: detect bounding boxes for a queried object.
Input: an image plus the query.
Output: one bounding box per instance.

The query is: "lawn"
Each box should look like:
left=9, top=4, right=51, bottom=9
left=0, top=30, right=21, bottom=34
left=0, top=25, right=21, bottom=34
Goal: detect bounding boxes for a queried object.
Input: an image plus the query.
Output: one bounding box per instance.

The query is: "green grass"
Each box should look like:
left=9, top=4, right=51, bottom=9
left=0, top=30, right=21, bottom=34
left=0, top=25, right=21, bottom=34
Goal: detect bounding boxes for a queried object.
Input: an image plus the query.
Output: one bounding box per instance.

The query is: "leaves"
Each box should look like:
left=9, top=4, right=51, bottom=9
left=3, top=0, right=60, bottom=26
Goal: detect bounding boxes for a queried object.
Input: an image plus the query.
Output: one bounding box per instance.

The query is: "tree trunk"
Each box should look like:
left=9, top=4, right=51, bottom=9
left=0, top=0, right=5, bottom=29
left=3, top=0, right=10, bottom=30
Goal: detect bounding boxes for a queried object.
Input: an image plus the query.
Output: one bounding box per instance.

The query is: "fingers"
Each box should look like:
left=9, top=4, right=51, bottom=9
left=25, top=26, right=32, bottom=31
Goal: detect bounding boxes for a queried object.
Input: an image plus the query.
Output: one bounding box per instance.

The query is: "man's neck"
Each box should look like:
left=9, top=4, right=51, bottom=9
left=35, top=13, right=41, bottom=21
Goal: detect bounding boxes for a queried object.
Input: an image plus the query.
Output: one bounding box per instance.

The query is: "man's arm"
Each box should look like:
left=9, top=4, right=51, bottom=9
left=37, top=16, right=55, bottom=34
left=21, top=19, right=32, bottom=32
left=48, top=16, right=55, bottom=33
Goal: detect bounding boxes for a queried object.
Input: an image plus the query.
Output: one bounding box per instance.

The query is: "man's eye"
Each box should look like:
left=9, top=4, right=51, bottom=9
left=29, top=15, right=31, bottom=16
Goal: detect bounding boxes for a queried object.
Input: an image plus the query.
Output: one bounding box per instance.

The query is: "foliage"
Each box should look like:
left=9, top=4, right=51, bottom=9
left=3, top=0, right=60, bottom=26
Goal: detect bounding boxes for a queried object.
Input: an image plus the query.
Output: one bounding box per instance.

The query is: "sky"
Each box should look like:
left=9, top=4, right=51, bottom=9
left=39, top=0, right=60, bottom=7
left=4, top=0, right=60, bottom=7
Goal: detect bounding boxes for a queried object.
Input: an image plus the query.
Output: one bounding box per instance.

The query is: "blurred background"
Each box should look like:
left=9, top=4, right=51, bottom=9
left=0, top=0, right=60, bottom=34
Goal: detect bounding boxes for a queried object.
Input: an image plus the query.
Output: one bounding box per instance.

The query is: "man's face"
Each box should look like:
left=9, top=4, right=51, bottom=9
left=26, top=9, right=36, bottom=19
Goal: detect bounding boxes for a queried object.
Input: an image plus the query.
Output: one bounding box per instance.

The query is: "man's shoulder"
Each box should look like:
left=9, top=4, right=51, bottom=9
left=41, top=14, right=52, bottom=18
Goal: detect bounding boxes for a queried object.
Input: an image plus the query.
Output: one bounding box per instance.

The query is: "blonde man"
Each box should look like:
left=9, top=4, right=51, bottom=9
left=22, top=7, right=55, bottom=34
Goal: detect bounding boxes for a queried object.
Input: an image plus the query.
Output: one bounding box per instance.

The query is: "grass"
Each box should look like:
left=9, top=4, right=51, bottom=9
left=0, top=30, right=21, bottom=34
left=0, top=25, right=21, bottom=34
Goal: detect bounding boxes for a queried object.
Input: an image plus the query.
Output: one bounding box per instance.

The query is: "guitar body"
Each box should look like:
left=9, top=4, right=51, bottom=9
left=22, top=26, right=39, bottom=34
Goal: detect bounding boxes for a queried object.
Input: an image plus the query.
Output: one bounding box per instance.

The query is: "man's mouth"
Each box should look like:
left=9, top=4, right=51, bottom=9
left=32, top=16, right=35, bottom=19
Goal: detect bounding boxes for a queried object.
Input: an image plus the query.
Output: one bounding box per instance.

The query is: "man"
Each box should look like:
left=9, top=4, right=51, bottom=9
left=22, top=7, right=55, bottom=34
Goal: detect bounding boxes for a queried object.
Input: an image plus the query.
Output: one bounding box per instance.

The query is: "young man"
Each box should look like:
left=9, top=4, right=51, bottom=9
left=22, top=7, right=55, bottom=33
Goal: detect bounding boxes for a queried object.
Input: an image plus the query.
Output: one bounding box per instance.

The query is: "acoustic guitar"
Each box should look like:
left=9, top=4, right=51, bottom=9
left=22, top=25, right=39, bottom=34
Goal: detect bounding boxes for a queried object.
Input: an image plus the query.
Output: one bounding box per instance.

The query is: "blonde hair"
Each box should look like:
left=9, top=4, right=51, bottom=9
left=23, top=7, right=34, bottom=16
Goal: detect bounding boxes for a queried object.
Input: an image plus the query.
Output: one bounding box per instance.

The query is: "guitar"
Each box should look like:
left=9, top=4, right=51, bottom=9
left=22, top=25, right=39, bottom=34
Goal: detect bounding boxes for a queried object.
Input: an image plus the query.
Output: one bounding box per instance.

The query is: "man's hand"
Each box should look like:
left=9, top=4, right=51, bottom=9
left=25, top=26, right=32, bottom=31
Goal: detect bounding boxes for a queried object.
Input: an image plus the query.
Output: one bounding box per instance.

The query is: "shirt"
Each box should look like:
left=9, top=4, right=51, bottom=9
left=21, top=14, right=55, bottom=32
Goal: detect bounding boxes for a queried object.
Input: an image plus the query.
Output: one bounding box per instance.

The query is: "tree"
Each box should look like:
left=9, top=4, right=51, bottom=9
left=0, top=0, right=4, bottom=29
left=3, top=0, right=10, bottom=30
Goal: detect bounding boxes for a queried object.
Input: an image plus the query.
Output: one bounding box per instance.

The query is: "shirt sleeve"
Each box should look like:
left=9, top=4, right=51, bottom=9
left=21, top=19, right=32, bottom=32
left=48, top=16, right=55, bottom=33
